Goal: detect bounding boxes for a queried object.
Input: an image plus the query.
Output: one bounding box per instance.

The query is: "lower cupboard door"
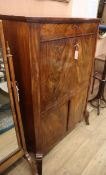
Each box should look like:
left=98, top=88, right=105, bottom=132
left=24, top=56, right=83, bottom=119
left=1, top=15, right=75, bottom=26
left=40, top=102, right=68, bottom=154
left=40, top=87, right=88, bottom=154
left=68, top=87, right=88, bottom=130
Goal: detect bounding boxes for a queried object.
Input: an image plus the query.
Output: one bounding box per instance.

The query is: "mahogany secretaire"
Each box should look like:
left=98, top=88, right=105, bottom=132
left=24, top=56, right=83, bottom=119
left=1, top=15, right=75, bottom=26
left=0, top=15, right=99, bottom=155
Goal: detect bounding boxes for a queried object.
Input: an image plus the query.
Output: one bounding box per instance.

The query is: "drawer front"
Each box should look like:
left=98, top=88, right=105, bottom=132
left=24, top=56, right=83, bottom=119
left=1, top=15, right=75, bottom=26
left=40, top=23, right=98, bottom=41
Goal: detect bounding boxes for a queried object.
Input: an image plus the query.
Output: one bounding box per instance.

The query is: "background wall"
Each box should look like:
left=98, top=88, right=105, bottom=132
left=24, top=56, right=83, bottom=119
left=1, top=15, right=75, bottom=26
left=71, top=0, right=99, bottom=18
left=0, top=0, right=73, bottom=17
left=96, top=37, right=106, bottom=56
left=0, top=0, right=99, bottom=18
left=0, top=0, right=101, bottom=55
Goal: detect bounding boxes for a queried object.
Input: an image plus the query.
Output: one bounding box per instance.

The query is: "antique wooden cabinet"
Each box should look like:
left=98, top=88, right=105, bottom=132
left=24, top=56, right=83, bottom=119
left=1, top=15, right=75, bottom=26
left=0, top=15, right=99, bottom=155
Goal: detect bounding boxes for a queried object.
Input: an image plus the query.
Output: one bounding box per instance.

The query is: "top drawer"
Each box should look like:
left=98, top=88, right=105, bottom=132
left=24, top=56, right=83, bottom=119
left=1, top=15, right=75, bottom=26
left=40, top=23, right=98, bottom=41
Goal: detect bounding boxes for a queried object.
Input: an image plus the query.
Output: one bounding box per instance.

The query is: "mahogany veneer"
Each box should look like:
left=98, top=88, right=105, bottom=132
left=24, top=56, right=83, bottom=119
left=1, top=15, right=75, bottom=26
left=0, top=15, right=99, bottom=155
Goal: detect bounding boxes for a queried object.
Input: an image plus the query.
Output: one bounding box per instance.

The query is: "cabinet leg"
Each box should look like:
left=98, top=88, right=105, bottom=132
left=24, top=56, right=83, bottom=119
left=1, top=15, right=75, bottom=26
left=84, top=110, right=89, bottom=125
left=25, top=152, right=36, bottom=175
left=36, top=153, right=43, bottom=175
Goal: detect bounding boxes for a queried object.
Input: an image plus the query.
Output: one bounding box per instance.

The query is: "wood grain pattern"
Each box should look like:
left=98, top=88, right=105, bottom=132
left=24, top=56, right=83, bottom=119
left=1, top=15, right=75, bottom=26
left=29, top=23, right=42, bottom=152
left=2, top=20, right=35, bottom=151
left=41, top=103, right=68, bottom=153
left=1, top=16, right=99, bottom=156
left=0, top=22, right=35, bottom=174
left=0, top=15, right=100, bottom=24
left=40, top=23, right=98, bottom=41
left=40, top=35, right=96, bottom=113
left=68, top=87, right=88, bottom=130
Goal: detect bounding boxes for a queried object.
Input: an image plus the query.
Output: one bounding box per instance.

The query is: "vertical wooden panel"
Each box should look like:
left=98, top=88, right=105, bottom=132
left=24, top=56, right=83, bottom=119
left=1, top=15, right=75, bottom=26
left=2, top=20, right=35, bottom=150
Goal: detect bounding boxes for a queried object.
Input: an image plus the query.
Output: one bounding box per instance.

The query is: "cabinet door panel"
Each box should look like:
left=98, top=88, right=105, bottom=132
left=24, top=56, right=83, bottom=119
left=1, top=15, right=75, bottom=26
left=40, top=39, right=76, bottom=112
left=40, top=102, right=68, bottom=153
left=68, top=87, right=88, bottom=130
left=39, top=35, right=95, bottom=112
left=74, top=35, right=96, bottom=84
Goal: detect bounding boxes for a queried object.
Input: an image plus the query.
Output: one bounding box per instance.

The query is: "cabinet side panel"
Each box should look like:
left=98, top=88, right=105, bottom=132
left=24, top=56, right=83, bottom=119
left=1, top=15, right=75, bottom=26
left=2, top=20, right=35, bottom=151
left=29, top=23, right=43, bottom=152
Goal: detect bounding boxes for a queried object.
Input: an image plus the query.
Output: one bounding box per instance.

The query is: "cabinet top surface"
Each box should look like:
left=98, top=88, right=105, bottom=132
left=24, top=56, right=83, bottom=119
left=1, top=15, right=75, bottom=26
left=0, top=14, right=100, bottom=24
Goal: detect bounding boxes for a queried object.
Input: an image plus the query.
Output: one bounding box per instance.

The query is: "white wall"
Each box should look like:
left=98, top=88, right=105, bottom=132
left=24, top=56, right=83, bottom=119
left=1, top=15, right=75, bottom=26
left=0, top=0, right=99, bottom=18
left=96, top=37, right=106, bottom=56
left=71, top=0, right=99, bottom=18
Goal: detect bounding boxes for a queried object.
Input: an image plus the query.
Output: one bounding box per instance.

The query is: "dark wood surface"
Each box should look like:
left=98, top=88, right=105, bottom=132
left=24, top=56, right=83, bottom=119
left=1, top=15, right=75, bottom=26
left=98, top=0, right=106, bottom=18
left=0, top=14, right=100, bottom=23
left=1, top=16, right=99, bottom=156
left=40, top=23, right=98, bottom=41
left=0, top=22, right=24, bottom=173
left=0, top=22, right=26, bottom=174
left=2, top=20, right=35, bottom=151
left=0, top=22, right=36, bottom=175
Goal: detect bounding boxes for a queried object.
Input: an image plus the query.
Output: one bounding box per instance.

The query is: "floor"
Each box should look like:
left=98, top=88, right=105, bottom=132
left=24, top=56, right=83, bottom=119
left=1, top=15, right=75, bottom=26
left=43, top=106, right=106, bottom=175
left=2, top=157, right=34, bottom=175
left=0, top=128, right=18, bottom=163
left=2, top=105, right=106, bottom=175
